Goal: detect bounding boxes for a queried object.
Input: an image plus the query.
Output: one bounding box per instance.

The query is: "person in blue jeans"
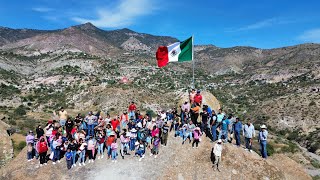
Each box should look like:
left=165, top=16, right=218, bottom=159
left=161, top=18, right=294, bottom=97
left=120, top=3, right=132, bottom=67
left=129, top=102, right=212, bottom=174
left=258, top=125, right=268, bottom=159
left=243, top=120, right=255, bottom=152
left=218, top=116, right=230, bottom=142
left=211, top=112, right=218, bottom=142
left=85, top=112, right=97, bottom=137
left=67, top=139, right=78, bottom=167
left=233, top=118, right=242, bottom=147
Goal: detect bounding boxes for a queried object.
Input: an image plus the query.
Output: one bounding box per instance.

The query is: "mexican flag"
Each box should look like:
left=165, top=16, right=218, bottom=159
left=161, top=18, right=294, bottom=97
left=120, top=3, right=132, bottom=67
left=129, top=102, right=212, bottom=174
left=156, top=36, right=193, bottom=67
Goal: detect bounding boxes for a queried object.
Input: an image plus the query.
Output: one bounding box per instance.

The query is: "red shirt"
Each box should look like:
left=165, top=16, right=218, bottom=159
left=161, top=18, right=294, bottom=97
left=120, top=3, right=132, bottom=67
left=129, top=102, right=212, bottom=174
left=194, top=94, right=202, bottom=104
left=111, top=119, right=120, bottom=130
left=106, top=136, right=115, bottom=146
left=71, top=128, right=77, bottom=135
left=128, top=104, right=137, bottom=111
left=38, top=141, right=48, bottom=153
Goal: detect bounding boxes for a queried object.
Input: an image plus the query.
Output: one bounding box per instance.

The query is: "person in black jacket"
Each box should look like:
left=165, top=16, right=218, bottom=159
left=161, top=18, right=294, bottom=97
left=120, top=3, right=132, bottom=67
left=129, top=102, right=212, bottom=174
left=36, top=125, right=44, bottom=139
left=67, top=139, right=78, bottom=167
left=66, top=118, right=74, bottom=135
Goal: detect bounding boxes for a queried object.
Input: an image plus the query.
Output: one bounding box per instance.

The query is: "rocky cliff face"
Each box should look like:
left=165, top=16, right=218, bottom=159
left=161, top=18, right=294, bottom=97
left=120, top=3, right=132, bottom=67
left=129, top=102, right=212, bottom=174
left=0, top=120, right=13, bottom=167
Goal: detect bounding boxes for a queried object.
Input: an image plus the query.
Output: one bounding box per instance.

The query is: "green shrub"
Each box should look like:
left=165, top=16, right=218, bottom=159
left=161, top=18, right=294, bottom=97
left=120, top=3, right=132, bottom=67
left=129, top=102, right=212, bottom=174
left=14, top=105, right=27, bottom=116
left=280, top=142, right=299, bottom=153
left=146, top=109, right=156, bottom=117
left=311, top=159, right=320, bottom=169
left=17, top=141, right=26, bottom=150
left=267, top=143, right=275, bottom=156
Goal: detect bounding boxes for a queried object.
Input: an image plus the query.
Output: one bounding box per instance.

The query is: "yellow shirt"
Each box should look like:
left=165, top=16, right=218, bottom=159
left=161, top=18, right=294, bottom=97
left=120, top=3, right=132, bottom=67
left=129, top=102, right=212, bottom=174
left=59, top=110, right=68, bottom=120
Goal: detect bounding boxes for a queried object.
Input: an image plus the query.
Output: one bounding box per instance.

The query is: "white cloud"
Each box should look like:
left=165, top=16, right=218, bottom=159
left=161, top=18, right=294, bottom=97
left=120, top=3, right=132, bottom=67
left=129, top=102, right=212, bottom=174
left=298, top=28, right=320, bottom=43
left=32, top=7, right=53, bottom=13
left=228, top=18, right=296, bottom=32
left=72, top=0, right=157, bottom=28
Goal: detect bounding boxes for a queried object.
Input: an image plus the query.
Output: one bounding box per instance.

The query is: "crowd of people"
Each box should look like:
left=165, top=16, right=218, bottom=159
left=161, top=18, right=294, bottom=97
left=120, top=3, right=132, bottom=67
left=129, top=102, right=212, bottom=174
left=25, top=89, right=269, bottom=172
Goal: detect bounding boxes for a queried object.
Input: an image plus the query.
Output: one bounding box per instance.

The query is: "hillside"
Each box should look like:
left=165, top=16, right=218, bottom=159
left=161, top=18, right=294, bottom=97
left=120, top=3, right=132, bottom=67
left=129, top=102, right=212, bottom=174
left=0, top=92, right=311, bottom=180
left=0, top=23, right=319, bottom=177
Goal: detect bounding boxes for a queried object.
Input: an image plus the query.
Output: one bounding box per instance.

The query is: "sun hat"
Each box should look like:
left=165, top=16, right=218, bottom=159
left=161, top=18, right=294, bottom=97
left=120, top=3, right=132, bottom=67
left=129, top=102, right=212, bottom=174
left=130, top=128, right=137, bottom=132
left=260, top=124, right=267, bottom=129
left=217, top=139, right=222, bottom=143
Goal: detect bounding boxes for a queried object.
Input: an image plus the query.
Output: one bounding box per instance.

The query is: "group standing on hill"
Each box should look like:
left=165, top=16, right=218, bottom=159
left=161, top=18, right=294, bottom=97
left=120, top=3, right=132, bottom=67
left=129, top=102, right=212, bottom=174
left=25, top=89, right=268, bottom=172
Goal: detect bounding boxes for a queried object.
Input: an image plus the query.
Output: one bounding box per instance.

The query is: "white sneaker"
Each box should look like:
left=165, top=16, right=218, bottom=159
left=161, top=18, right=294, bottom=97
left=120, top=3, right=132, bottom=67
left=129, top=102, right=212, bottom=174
left=58, top=160, right=61, bottom=163
left=79, top=163, right=82, bottom=166
left=142, top=155, right=145, bottom=158
left=52, top=162, right=56, bottom=165
left=82, top=163, right=86, bottom=166
left=196, top=147, right=198, bottom=149
left=192, top=147, right=195, bottom=149
left=44, top=163, right=47, bottom=166
left=139, top=158, right=142, bottom=161
left=40, top=164, right=43, bottom=167
left=92, top=160, right=94, bottom=163
left=154, top=155, right=157, bottom=159
left=249, top=150, right=252, bottom=153
left=73, top=164, right=76, bottom=167
left=150, top=154, right=153, bottom=157
left=28, top=159, right=31, bottom=162
left=244, top=148, right=248, bottom=151
left=89, top=160, right=91, bottom=163
left=98, top=156, right=100, bottom=160
left=112, top=160, right=115, bottom=163
left=71, top=164, right=74, bottom=168
left=115, top=160, right=117, bottom=163
left=101, top=155, right=104, bottom=159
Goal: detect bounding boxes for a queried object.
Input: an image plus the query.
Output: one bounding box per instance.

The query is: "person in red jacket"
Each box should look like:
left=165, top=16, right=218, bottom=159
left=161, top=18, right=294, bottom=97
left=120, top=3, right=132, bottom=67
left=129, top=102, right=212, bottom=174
left=128, top=102, right=137, bottom=119
left=111, top=118, right=120, bottom=131
left=194, top=90, right=203, bottom=105
left=37, top=136, right=48, bottom=166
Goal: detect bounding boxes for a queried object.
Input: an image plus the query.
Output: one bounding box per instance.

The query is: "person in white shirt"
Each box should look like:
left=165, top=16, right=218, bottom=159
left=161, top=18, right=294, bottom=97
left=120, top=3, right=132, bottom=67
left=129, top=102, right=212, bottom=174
left=212, top=139, right=223, bottom=172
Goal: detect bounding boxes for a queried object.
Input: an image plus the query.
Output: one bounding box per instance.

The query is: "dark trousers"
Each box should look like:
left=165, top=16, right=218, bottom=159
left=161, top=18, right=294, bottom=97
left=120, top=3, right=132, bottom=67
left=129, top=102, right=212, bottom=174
left=192, top=139, right=200, bottom=147
left=191, top=113, right=199, bottom=125
left=245, top=137, right=252, bottom=150
left=87, top=150, right=94, bottom=160
left=235, top=131, right=241, bottom=146
left=67, top=159, right=72, bottom=169
left=39, top=152, right=47, bottom=164
left=161, top=134, right=168, bottom=146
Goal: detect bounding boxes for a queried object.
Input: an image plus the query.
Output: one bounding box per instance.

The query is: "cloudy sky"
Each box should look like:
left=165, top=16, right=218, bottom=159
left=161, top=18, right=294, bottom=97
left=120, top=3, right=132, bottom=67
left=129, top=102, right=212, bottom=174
left=1, top=0, right=320, bottom=48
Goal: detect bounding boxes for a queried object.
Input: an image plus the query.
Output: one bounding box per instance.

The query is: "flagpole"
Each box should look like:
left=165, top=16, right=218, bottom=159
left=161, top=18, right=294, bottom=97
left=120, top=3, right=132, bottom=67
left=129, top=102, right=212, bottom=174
left=192, top=35, right=195, bottom=89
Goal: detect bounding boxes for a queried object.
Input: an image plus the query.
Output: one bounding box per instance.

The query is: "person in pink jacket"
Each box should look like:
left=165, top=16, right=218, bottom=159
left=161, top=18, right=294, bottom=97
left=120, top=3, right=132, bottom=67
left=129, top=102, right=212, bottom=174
left=192, top=127, right=202, bottom=148
left=111, top=139, right=118, bottom=162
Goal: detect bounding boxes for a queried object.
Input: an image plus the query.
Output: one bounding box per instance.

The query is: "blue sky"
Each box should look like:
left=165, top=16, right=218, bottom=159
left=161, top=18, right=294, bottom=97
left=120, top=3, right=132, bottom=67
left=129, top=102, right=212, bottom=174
left=1, top=0, right=320, bottom=48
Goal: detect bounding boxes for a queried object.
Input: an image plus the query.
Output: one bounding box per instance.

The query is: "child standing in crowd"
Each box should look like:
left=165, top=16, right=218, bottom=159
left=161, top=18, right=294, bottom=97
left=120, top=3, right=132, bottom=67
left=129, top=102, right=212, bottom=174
left=65, top=148, right=73, bottom=170
left=87, top=136, right=96, bottom=163
left=111, top=139, right=118, bottom=163
left=97, top=131, right=105, bottom=159
left=120, top=131, right=130, bottom=159
left=78, top=138, right=87, bottom=166
left=192, top=127, right=202, bottom=148
left=106, top=132, right=116, bottom=159
left=150, top=135, right=160, bottom=158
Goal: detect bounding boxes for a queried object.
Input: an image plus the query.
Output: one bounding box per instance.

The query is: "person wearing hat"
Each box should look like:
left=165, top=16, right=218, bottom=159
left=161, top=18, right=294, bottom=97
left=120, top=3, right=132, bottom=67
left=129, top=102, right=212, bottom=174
left=130, top=128, right=138, bottom=151
left=192, top=127, right=202, bottom=148
left=194, top=90, right=202, bottom=105
left=258, top=125, right=268, bottom=159
left=58, top=107, right=68, bottom=127
left=135, top=140, right=145, bottom=161
left=212, top=139, right=223, bottom=172
left=26, top=130, right=35, bottom=161
left=243, top=119, right=255, bottom=152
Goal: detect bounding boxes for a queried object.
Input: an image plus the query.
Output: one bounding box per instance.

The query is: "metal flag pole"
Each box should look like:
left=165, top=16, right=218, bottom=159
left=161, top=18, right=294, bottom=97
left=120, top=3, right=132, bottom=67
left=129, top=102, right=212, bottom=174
left=192, top=35, right=195, bottom=89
